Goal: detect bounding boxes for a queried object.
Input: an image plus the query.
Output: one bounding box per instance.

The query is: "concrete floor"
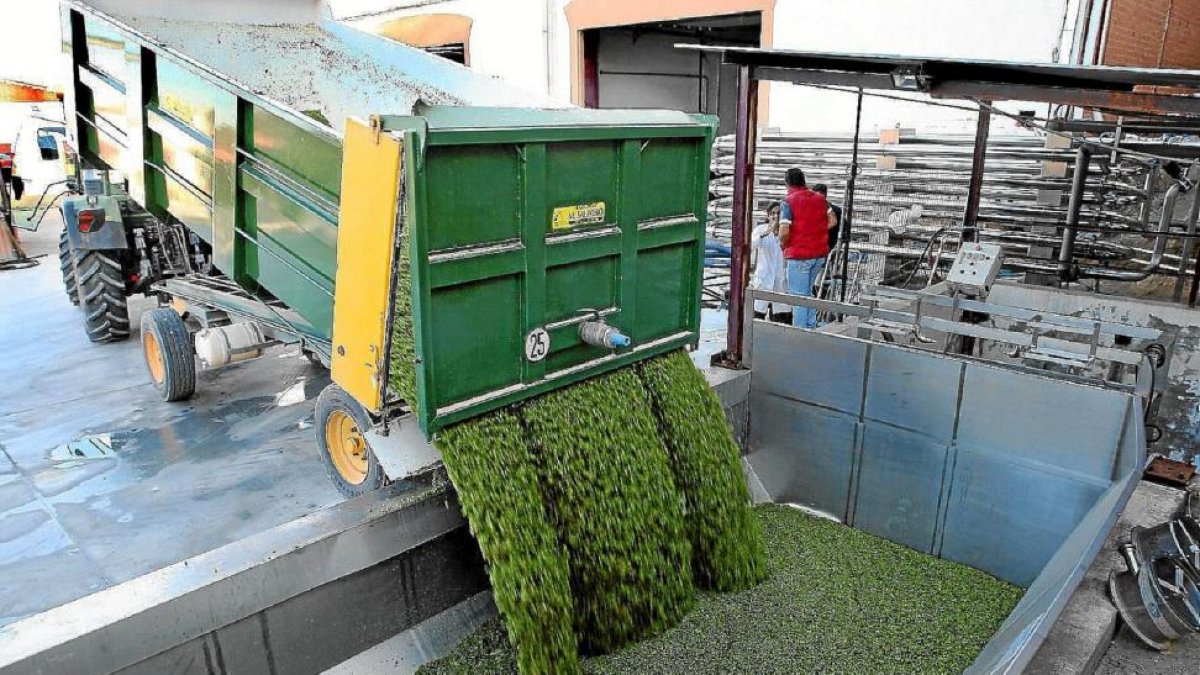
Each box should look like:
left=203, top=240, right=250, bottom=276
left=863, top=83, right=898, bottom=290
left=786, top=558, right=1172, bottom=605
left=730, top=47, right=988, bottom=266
left=1092, top=487, right=1200, bottom=675
left=1095, top=625, right=1200, bottom=675
left=0, top=218, right=343, bottom=627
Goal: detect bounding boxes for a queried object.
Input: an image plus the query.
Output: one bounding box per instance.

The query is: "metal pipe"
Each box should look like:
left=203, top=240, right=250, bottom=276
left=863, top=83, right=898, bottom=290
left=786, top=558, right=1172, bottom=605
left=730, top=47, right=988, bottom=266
left=1190, top=239, right=1200, bottom=307
left=839, top=240, right=1184, bottom=277
left=1138, top=169, right=1156, bottom=229
left=963, top=102, right=992, bottom=242
left=1120, top=543, right=1141, bottom=576
left=1173, top=181, right=1200, bottom=301
left=840, top=88, right=863, bottom=302
left=724, top=64, right=758, bottom=367
left=1080, top=163, right=1200, bottom=281
left=1059, top=144, right=1092, bottom=281
left=1065, top=0, right=1092, bottom=65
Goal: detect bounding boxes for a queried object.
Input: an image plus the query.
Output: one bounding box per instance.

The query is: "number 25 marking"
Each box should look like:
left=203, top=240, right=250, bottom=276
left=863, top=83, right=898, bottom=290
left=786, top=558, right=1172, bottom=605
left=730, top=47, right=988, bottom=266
left=525, top=328, right=549, bottom=362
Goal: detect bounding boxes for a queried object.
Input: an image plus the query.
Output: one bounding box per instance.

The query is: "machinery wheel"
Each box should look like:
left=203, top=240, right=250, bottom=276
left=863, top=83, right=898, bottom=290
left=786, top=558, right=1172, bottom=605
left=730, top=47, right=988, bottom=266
left=76, top=250, right=130, bottom=342
left=316, top=384, right=386, bottom=497
left=58, top=229, right=79, bottom=306
left=140, top=307, right=196, bottom=402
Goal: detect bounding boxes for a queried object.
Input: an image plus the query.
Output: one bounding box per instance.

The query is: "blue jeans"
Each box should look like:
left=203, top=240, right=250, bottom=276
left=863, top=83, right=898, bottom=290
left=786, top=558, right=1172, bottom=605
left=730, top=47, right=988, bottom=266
left=787, top=257, right=824, bottom=328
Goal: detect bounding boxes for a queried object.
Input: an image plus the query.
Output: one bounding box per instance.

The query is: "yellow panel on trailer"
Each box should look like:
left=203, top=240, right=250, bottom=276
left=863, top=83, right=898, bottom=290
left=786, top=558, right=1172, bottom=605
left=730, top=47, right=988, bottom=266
left=330, top=118, right=403, bottom=413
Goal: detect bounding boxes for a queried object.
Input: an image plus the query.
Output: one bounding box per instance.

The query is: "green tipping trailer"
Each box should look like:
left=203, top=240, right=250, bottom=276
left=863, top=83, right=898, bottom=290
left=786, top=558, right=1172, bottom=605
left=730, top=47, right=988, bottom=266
left=57, top=1, right=715, bottom=494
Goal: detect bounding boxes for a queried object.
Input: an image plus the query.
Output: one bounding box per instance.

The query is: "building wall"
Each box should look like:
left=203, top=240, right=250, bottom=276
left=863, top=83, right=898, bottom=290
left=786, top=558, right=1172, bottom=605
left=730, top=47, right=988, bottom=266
left=767, top=0, right=1071, bottom=133
left=1102, top=0, right=1200, bottom=68
left=0, top=0, right=64, bottom=89
left=338, top=0, right=1074, bottom=133
left=338, top=0, right=572, bottom=102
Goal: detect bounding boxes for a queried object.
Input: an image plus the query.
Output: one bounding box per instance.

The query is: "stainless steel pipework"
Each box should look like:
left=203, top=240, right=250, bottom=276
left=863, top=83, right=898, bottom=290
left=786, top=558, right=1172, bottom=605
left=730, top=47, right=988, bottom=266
left=1081, top=163, right=1200, bottom=282
left=1059, top=145, right=1093, bottom=281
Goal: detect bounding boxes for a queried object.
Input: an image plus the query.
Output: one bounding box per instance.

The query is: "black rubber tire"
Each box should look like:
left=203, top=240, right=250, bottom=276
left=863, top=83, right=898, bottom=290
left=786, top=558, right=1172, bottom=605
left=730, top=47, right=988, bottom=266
left=58, top=229, right=79, bottom=306
left=315, top=384, right=387, bottom=498
left=76, top=250, right=130, bottom=342
left=140, top=307, right=196, bottom=402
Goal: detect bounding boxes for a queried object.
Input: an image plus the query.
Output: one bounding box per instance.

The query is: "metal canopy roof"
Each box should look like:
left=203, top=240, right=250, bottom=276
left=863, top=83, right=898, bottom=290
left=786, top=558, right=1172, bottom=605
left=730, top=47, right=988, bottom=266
left=679, top=45, right=1200, bottom=117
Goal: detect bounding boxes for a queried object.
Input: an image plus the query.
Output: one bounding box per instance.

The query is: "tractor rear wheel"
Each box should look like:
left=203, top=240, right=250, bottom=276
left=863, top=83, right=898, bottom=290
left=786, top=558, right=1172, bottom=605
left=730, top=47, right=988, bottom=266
left=76, top=250, right=130, bottom=342
left=58, top=229, right=78, bottom=306
left=140, top=307, right=196, bottom=401
left=316, top=384, right=386, bottom=497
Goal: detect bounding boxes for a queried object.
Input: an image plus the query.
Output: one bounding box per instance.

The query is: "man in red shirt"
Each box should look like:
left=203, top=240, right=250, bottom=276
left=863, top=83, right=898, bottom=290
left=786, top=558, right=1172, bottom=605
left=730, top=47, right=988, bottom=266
left=778, top=168, right=830, bottom=328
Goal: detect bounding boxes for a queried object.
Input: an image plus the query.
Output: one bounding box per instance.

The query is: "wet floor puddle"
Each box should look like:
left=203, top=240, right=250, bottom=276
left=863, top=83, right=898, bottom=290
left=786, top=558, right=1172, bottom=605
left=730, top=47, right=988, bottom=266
left=47, top=433, right=119, bottom=462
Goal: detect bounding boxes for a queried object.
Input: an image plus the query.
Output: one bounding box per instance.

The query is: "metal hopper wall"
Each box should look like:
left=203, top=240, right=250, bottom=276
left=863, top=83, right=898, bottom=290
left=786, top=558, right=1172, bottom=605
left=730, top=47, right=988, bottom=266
left=745, top=324, right=1145, bottom=673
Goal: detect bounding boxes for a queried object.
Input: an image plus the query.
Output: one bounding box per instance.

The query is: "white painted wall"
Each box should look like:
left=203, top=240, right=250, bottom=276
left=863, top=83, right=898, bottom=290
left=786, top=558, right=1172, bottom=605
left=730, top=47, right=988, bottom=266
left=338, top=0, right=1076, bottom=134
left=2, top=0, right=1080, bottom=137
left=766, top=0, right=1073, bottom=133
left=1, top=102, right=68, bottom=197
left=1, top=2, right=65, bottom=89
left=336, top=0, right=574, bottom=101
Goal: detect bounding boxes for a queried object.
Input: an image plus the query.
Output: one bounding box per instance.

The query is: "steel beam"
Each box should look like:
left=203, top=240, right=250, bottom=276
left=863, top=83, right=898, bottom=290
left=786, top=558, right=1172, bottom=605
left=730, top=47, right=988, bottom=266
left=841, top=89, right=864, bottom=301
left=684, top=46, right=1200, bottom=119
left=931, top=82, right=1200, bottom=118
left=690, top=45, right=1200, bottom=90
left=962, top=103, right=991, bottom=242
left=749, top=66, right=894, bottom=91
left=1060, top=145, right=1092, bottom=281
left=724, top=63, right=759, bottom=367
left=1049, top=119, right=1200, bottom=135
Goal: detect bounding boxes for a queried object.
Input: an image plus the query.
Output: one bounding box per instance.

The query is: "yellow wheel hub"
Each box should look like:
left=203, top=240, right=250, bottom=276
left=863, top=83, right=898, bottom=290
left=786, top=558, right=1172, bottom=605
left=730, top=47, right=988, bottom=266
left=325, top=410, right=369, bottom=485
left=144, top=331, right=165, bottom=385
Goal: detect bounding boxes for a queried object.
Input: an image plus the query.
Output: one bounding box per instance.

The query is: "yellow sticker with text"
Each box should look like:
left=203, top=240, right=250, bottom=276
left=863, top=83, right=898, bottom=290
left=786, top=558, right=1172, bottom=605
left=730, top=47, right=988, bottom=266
left=551, top=202, right=606, bottom=230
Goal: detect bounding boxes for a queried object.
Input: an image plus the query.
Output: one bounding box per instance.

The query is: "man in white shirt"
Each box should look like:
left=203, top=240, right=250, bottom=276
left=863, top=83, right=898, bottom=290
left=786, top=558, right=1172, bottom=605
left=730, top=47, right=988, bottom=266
left=750, top=203, right=791, bottom=324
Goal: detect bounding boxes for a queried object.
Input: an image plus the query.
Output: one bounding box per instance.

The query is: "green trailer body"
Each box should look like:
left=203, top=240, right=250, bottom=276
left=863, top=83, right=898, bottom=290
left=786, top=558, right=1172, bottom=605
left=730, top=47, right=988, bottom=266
left=64, top=6, right=345, bottom=343
left=398, top=109, right=713, bottom=432
left=62, top=2, right=716, bottom=435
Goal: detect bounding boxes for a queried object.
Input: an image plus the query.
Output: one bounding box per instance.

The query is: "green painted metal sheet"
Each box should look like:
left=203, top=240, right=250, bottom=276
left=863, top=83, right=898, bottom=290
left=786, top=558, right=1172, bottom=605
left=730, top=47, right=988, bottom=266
left=404, top=119, right=715, bottom=434
left=239, top=169, right=336, bottom=339
left=424, top=144, right=521, bottom=250
left=156, top=58, right=219, bottom=139
left=248, top=106, right=342, bottom=202
left=64, top=4, right=715, bottom=437
left=70, top=10, right=128, bottom=170
left=82, top=14, right=127, bottom=84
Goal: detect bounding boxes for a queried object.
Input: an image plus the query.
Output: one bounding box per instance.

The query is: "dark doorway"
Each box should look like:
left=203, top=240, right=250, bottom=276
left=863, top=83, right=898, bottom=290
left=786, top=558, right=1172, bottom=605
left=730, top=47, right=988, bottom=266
left=424, top=43, right=467, bottom=64
left=582, top=13, right=762, bottom=135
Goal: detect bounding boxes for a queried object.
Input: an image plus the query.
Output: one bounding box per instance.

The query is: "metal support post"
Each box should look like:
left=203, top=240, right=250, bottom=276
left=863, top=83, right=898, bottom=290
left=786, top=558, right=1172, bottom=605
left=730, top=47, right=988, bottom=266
left=840, top=88, right=864, bottom=302
left=1059, top=144, right=1092, bottom=282
left=962, top=102, right=991, bottom=243
left=1173, top=178, right=1200, bottom=302
left=724, top=64, right=758, bottom=367
left=1190, top=243, right=1200, bottom=308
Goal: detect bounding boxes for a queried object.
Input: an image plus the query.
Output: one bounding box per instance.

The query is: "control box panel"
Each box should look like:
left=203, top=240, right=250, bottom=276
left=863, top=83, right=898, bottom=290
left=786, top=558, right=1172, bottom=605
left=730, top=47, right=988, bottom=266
left=946, top=243, right=1003, bottom=297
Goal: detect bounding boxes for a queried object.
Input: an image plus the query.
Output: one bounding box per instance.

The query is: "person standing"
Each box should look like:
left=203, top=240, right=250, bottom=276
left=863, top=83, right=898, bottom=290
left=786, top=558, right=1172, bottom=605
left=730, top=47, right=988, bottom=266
left=812, top=183, right=842, bottom=299
left=750, top=203, right=791, bottom=324
left=812, top=184, right=842, bottom=252
left=779, top=168, right=829, bottom=328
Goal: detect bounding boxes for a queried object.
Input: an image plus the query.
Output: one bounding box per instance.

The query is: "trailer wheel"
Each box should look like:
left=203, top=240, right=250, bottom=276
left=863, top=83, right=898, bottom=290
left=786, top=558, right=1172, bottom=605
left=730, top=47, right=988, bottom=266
left=316, top=384, right=386, bottom=497
left=140, top=307, right=196, bottom=402
left=58, top=229, right=79, bottom=306
left=76, top=250, right=130, bottom=342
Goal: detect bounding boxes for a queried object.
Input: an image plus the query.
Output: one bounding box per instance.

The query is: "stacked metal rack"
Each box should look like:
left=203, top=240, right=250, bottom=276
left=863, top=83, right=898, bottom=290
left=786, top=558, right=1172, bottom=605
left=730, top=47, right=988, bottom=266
left=703, top=129, right=1165, bottom=307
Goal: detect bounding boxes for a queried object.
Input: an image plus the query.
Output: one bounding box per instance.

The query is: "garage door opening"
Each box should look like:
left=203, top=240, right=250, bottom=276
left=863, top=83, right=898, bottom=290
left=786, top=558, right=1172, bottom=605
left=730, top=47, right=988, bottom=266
left=582, top=13, right=762, bottom=135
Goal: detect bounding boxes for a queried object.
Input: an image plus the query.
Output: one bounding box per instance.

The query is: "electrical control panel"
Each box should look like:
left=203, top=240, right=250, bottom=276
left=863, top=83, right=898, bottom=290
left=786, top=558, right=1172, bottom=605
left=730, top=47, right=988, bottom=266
left=946, top=243, right=1003, bottom=297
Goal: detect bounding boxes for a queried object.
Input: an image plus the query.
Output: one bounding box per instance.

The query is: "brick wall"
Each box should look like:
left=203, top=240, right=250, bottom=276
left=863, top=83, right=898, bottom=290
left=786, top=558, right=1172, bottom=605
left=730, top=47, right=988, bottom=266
left=1103, top=0, right=1200, bottom=68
